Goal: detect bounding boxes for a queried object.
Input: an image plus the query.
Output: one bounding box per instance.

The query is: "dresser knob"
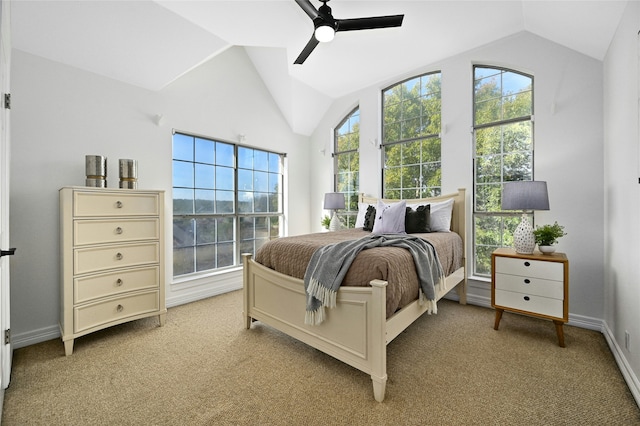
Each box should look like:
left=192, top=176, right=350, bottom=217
left=116, top=304, right=124, bottom=312
left=116, top=252, right=123, bottom=260
left=115, top=227, right=123, bottom=234
left=116, top=201, right=123, bottom=208
left=116, top=278, right=123, bottom=286
left=524, top=279, right=530, bottom=284
left=523, top=296, right=530, bottom=301
left=524, top=261, right=530, bottom=267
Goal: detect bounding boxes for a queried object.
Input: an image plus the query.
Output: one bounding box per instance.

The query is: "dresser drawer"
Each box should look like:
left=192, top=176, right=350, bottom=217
left=74, top=218, right=159, bottom=246
left=74, top=266, right=159, bottom=304
left=495, top=256, right=563, bottom=281
left=494, top=272, right=563, bottom=299
left=74, top=242, right=159, bottom=275
left=74, top=191, right=159, bottom=217
left=74, top=290, right=160, bottom=333
left=494, top=289, right=563, bottom=318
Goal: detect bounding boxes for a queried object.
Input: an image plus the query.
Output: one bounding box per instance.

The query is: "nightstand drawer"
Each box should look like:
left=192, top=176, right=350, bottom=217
left=494, top=289, right=563, bottom=318
left=74, top=218, right=160, bottom=246
left=495, top=272, right=563, bottom=299
left=495, top=256, right=563, bottom=281
left=74, top=266, right=159, bottom=304
left=74, top=290, right=160, bottom=333
left=74, top=242, right=159, bottom=275
left=74, top=191, right=159, bottom=217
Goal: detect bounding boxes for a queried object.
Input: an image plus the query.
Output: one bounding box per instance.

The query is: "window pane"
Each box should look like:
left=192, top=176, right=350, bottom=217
left=254, top=171, right=269, bottom=192
left=238, top=147, right=253, bottom=169
left=195, top=164, right=215, bottom=189
left=215, top=190, right=234, bottom=214
left=216, top=142, right=234, bottom=167
left=216, top=166, right=234, bottom=191
left=254, top=150, right=268, bottom=171
left=268, top=153, right=280, bottom=173
left=173, top=161, right=193, bottom=188
left=195, top=217, right=216, bottom=244
left=238, top=169, right=253, bottom=191
left=173, top=189, right=194, bottom=214
left=173, top=247, right=194, bottom=276
left=217, top=243, right=234, bottom=268
left=216, top=217, right=234, bottom=242
left=238, top=191, right=253, bottom=213
left=196, top=245, right=215, bottom=272
left=195, top=138, right=214, bottom=164
left=173, top=218, right=194, bottom=247
left=173, top=134, right=193, bottom=162
left=194, top=190, right=214, bottom=214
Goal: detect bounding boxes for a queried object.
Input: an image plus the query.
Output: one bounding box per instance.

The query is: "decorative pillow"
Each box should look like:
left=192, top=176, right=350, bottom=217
left=354, top=202, right=370, bottom=228
left=363, top=205, right=376, bottom=231
left=372, top=200, right=406, bottom=234
left=426, top=198, right=454, bottom=232
left=405, top=204, right=431, bottom=233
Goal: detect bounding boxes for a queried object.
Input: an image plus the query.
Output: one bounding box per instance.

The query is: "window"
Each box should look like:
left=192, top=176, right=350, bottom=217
left=172, top=132, right=284, bottom=277
left=334, top=107, right=360, bottom=228
left=382, top=72, right=442, bottom=199
left=473, top=66, right=533, bottom=276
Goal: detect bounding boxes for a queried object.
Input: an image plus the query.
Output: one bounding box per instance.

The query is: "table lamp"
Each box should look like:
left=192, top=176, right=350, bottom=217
left=324, top=192, right=345, bottom=232
left=501, top=181, right=549, bottom=254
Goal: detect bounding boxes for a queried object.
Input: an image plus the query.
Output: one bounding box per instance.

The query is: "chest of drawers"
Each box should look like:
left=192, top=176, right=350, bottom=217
left=491, top=248, right=569, bottom=347
left=60, top=187, right=166, bottom=355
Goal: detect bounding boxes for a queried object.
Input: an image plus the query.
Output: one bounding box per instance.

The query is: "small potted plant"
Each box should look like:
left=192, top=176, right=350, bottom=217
left=533, top=221, right=566, bottom=254
left=321, top=215, right=331, bottom=231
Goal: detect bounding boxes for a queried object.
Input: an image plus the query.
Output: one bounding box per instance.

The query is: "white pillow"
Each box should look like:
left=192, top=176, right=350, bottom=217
left=354, top=202, right=370, bottom=228
left=372, top=200, right=406, bottom=234
left=426, top=198, right=454, bottom=232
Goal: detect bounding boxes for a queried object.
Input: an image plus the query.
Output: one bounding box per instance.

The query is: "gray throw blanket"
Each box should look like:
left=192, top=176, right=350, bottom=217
left=303, top=234, right=443, bottom=325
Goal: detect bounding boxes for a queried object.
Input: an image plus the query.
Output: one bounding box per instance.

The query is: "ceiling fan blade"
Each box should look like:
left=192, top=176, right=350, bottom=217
left=295, top=0, right=319, bottom=20
left=336, top=15, right=404, bottom=32
left=294, top=34, right=320, bottom=64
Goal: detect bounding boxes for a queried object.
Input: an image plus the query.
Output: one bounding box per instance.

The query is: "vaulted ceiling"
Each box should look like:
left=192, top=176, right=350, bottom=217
left=11, top=1, right=629, bottom=135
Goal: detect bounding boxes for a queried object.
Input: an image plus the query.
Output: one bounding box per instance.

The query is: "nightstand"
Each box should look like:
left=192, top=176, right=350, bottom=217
left=491, top=248, right=569, bottom=347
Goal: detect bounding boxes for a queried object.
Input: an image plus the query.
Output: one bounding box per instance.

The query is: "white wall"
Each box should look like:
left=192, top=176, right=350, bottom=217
left=603, top=0, right=640, bottom=403
left=9, top=47, right=311, bottom=347
left=310, top=31, right=605, bottom=321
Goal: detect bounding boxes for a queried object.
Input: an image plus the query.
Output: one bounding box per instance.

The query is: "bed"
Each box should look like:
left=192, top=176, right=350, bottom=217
left=242, top=188, right=467, bottom=402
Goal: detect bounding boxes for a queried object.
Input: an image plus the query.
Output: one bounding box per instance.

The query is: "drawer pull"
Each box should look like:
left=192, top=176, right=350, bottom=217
left=115, top=227, right=123, bottom=234
left=116, top=201, right=123, bottom=208
left=524, top=261, right=530, bottom=267
left=524, top=296, right=530, bottom=301
left=115, top=252, right=123, bottom=260
left=116, top=304, right=124, bottom=312
left=524, top=279, right=531, bottom=284
left=116, top=278, right=123, bottom=286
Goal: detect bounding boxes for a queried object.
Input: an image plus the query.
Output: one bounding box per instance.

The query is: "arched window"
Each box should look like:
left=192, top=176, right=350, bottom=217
left=382, top=72, right=442, bottom=198
left=473, top=66, right=534, bottom=276
left=334, top=107, right=360, bottom=228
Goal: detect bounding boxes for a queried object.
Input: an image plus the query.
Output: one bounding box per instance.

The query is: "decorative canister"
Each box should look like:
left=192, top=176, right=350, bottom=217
left=85, top=155, right=107, bottom=187
left=119, top=159, right=138, bottom=189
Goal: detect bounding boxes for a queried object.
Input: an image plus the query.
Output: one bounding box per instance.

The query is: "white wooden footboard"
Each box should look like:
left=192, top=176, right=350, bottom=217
left=243, top=253, right=389, bottom=401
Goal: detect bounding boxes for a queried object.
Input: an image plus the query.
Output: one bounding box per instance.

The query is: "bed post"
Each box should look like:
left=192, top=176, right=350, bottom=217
left=369, top=279, right=388, bottom=402
left=242, top=253, right=253, bottom=329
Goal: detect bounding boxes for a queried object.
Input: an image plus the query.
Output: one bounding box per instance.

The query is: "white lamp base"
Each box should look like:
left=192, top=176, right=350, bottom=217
left=513, top=213, right=535, bottom=254
left=329, top=211, right=341, bottom=232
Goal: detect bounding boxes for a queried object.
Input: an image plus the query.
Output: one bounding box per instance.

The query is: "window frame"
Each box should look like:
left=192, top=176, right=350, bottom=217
left=472, top=65, right=535, bottom=278
left=381, top=71, right=442, bottom=199
left=172, top=131, right=285, bottom=278
left=333, top=107, right=360, bottom=228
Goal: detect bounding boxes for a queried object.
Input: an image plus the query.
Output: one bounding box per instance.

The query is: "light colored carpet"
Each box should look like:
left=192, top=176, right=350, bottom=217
left=2, top=290, right=639, bottom=425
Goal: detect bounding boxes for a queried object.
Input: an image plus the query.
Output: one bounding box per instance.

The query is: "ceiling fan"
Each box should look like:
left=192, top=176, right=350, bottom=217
left=294, top=0, right=404, bottom=64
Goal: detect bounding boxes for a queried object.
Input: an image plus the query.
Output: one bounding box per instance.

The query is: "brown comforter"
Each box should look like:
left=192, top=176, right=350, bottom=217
left=254, top=229, right=463, bottom=318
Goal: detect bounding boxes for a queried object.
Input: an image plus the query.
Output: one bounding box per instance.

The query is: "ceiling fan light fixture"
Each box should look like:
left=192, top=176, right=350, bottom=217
left=314, top=24, right=335, bottom=42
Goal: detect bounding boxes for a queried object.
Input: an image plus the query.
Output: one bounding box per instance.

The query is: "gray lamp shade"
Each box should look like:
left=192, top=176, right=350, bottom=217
left=323, top=192, right=346, bottom=210
left=502, top=181, right=550, bottom=211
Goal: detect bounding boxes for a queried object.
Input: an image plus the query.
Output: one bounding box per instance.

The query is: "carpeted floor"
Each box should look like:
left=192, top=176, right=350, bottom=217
left=2, top=290, right=639, bottom=425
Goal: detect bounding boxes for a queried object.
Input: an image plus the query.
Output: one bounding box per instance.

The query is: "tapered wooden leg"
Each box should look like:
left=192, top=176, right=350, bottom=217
left=494, top=308, right=504, bottom=330
left=554, top=320, right=565, bottom=348
left=372, top=375, right=387, bottom=402
left=64, top=339, right=74, bottom=356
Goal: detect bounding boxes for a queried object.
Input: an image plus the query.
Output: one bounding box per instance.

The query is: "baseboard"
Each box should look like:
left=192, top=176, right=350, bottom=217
left=603, top=322, right=640, bottom=407
left=11, top=324, right=60, bottom=350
